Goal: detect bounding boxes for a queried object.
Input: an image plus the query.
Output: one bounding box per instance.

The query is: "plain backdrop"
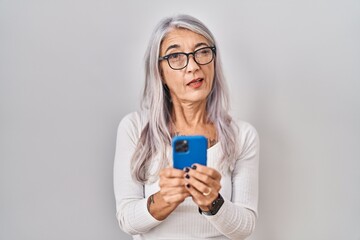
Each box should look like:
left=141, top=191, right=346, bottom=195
left=1, top=0, right=359, bottom=240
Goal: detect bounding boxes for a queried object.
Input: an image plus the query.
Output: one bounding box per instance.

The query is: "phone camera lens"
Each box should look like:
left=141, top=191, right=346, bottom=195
left=175, top=140, right=188, bottom=152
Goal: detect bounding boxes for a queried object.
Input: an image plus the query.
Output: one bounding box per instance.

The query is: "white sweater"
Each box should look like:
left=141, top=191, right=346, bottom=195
left=113, top=112, right=259, bottom=240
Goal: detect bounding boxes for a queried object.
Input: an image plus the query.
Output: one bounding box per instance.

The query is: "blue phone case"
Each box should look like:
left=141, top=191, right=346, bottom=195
left=172, top=135, right=207, bottom=170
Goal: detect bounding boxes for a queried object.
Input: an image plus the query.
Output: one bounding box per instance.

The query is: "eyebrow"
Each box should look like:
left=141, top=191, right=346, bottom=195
left=164, top=42, right=209, bottom=54
left=165, top=44, right=180, bottom=54
left=194, top=42, right=209, bottom=49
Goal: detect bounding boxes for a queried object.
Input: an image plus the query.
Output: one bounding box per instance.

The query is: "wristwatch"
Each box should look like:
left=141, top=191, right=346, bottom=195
left=198, top=194, right=224, bottom=216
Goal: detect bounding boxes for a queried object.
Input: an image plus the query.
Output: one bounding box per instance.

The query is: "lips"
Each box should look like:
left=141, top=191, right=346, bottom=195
left=187, top=78, right=203, bottom=86
left=186, top=78, right=204, bottom=88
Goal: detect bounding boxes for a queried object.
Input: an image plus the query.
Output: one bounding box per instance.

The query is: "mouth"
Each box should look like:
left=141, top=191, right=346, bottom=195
left=187, top=78, right=204, bottom=86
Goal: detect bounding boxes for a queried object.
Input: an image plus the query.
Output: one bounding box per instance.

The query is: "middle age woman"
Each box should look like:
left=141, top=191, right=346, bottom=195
left=114, top=14, right=259, bottom=240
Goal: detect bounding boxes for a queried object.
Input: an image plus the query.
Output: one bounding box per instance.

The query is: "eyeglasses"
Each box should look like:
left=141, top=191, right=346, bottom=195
left=158, top=46, right=216, bottom=70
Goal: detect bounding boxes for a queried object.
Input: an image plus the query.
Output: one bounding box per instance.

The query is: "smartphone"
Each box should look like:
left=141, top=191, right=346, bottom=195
left=172, top=135, right=207, bottom=170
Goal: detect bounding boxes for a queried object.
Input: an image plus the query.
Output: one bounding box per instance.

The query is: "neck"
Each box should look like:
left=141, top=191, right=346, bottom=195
left=171, top=99, right=208, bottom=130
left=170, top=97, right=217, bottom=148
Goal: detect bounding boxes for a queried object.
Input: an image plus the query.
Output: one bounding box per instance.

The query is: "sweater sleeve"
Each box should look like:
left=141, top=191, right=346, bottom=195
left=113, top=113, right=162, bottom=235
left=204, top=121, right=259, bottom=240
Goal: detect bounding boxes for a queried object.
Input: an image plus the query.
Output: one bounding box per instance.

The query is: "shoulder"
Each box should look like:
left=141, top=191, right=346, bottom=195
left=232, top=119, right=260, bottom=157
left=118, top=111, right=142, bottom=128
left=232, top=119, right=258, bottom=139
left=117, top=111, right=148, bottom=139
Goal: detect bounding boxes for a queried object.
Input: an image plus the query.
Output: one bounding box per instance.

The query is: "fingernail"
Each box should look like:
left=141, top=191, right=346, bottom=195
left=191, top=164, right=197, bottom=170
left=185, top=174, right=190, bottom=179
left=183, top=167, right=190, bottom=173
left=186, top=183, right=191, bottom=188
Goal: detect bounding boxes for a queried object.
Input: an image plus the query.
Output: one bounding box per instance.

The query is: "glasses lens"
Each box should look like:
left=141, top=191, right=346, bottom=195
left=168, top=53, right=187, bottom=69
left=194, top=47, right=214, bottom=65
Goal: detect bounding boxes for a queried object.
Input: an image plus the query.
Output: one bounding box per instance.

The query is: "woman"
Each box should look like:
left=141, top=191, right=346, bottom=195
left=114, top=14, right=259, bottom=240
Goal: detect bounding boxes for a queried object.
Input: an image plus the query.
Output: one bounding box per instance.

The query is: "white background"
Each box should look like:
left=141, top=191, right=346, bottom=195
left=1, top=1, right=359, bottom=239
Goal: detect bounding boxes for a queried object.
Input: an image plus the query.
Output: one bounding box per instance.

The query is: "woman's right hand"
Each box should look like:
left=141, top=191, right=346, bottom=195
left=158, top=167, right=190, bottom=204
left=148, top=168, right=190, bottom=221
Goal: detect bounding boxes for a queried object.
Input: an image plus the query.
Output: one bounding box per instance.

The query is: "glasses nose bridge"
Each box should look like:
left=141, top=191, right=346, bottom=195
left=185, top=51, right=199, bottom=65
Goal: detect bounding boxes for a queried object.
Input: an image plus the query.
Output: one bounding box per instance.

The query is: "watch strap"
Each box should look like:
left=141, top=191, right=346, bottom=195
left=198, top=193, right=224, bottom=216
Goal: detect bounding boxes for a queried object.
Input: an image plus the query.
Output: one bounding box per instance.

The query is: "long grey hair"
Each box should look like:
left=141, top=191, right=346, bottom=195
left=131, top=14, right=239, bottom=183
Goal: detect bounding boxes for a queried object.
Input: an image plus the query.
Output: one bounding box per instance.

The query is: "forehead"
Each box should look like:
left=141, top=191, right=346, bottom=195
left=160, top=28, right=210, bottom=52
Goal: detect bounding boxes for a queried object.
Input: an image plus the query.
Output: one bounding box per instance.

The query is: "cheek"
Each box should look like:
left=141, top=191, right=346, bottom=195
left=162, top=69, right=173, bottom=85
left=162, top=67, right=183, bottom=86
left=161, top=63, right=174, bottom=83
left=206, top=66, right=215, bottom=87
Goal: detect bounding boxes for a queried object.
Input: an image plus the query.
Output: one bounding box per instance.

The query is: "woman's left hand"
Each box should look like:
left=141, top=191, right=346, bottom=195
left=184, top=164, right=222, bottom=211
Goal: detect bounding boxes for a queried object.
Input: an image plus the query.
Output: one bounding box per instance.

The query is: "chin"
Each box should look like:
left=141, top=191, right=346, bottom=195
left=186, top=92, right=210, bottom=103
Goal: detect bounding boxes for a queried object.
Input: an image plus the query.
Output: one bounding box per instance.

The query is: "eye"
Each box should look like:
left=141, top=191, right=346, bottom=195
left=197, top=48, right=211, bottom=55
left=168, top=53, right=181, bottom=60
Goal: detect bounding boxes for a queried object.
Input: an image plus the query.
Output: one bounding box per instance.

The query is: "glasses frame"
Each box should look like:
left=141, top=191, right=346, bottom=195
left=158, top=46, right=216, bottom=70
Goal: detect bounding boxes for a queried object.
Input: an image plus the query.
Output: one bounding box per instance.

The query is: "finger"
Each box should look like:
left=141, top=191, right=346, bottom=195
left=160, top=186, right=189, bottom=196
left=161, top=186, right=191, bottom=204
left=186, top=169, right=214, bottom=185
left=191, top=164, right=222, bottom=181
left=162, top=192, right=191, bottom=204
left=185, top=173, right=218, bottom=194
left=160, top=167, right=186, bottom=178
left=185, top=184, right=214, bottom=208
left=185, top=170, right=221, bottom=192
left=159, top=177, right=186, bottom=188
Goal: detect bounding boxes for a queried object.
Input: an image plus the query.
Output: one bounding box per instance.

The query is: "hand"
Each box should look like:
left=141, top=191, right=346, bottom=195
left=184, top=164, right=222, bottom=211
left=159, top=167, right=191, bottom=205
left=147, top=168, right=190, bottom=221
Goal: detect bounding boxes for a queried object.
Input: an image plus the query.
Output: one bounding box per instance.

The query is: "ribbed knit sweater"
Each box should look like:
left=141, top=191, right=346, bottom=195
left=113, top=112, right=259, bottom=239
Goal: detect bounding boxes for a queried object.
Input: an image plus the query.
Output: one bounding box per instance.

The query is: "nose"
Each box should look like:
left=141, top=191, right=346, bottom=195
left=186, top=54, right=200, bottom=72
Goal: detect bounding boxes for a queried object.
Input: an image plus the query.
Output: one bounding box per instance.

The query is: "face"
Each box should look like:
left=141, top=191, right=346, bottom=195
left=159, top=28, right=215, bottom=105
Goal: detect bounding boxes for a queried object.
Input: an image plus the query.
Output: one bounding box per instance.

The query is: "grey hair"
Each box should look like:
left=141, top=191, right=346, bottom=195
left=131, top=14, right=239, bottom=183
